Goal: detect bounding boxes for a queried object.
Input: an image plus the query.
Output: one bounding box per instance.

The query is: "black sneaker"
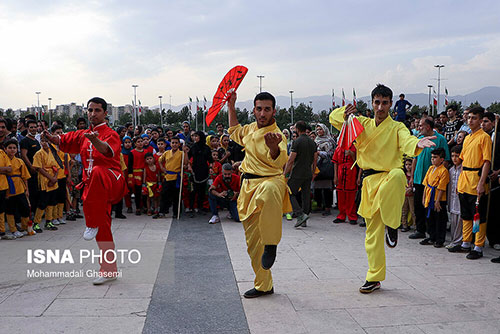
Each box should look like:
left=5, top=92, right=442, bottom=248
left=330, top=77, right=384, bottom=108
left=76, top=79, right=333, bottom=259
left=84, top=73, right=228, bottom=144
left=491, top=257, right=500, bottom=263
left=66, top=214, right=76, bottom=221
left=349, top=220, right=358, bottom=225
left=359, top=222, right=366, bottom=227
left=33, top=223, right=43, bottom=233
left=333, top=218, right=345, bottom=224
left=359, top=281, right=380, bottom=294
left=45, top=221, right=58, bottom=231
left=126, top=207, right=133, bottom=214
left=434, top=242, right=444, bottom=248
left=466, top=250, right=483, bottom=260
left=408, top=231, right=426, bottom=239
left=135, top=211, right=142, bottom=216
left=243, top=287, right=274, bottom=298
left=448, top=244, right=471, bottom=253
left=115, top=213, right=127, bottom=219
left=419, top=238, right=434, bottom=245
left=74, top=213, right=84, bottom=219
left=385, top=227, right=398, bottom=248
left=261, top=245, right=277, bottom=270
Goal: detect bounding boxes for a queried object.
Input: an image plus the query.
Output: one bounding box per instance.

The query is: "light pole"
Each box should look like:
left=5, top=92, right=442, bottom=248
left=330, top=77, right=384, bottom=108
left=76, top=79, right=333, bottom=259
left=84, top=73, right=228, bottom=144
left=434, top=65, right=444, bottom=115
left=427, top=85, right=433, bottom=115
left=289, top=90, right=294, bottom=125
left=309, top=101, right=313, bottom=111
left=257, top=75, right=264, bottom=92
left=48, top=97, right=52, bottom=125
left=132, top=85, right=138, bottom=128
left=35, top=92, right=41, bottom=120
left=158, top=95, right=163, bottom=129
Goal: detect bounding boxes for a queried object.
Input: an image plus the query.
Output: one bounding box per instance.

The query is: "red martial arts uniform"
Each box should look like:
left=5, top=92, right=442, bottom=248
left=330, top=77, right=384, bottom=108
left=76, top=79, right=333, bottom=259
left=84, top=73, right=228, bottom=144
left=332, top=144, right=358, bottom=221
left=59, top=122, right=127, bottom=274
left=121, top=152, right=132, bottom=209
left=128, top=149, right=146, bottom=186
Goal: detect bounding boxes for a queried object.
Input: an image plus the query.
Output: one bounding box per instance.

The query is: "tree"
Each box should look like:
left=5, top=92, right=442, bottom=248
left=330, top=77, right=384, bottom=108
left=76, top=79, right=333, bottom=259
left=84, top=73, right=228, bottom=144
left=487, top=102, right=500, bottom=115
left=468, top=101, right=482, bottom=109
left=118, top=112, right=132, bottom=126
left=355, top=100, right=369, bottom=115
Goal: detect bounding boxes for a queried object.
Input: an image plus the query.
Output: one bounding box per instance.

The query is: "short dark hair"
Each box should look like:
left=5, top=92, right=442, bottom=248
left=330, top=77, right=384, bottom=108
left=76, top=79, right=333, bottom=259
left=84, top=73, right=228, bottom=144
left=216, top=123, right=224, bottom=128
left=144, top=152, right=154, bottom=159
left=399, top=94, right=405, bottom=98
left=132, top=136, right=143, bottom=143
left=222, top=163, right=232, bottom=171
left=26, top=119, right=37, bottom=128
left=447, top=105, right=458, bottom=112
left=295, top=121, right=307, bottom=133
left=0, top=118, right=7, bottom=127
left=431, top=148, right=446, bottom=158
left=170, top=136, right=180, bottom=143
left=25, top=114, right=36, bottom=121
left=3, top=138, right=18, bottom=148
left=157, top=138, right=166, bottom=144
left=53, top=119, right=64, bottom=129
left=254, top=92, right=276, bottom=109
left=439, top=111, right=447, bottom=117
left=51, top=124, right=63, bottom=133
left=451, top=145, right=462, bottom=154
left=87, top=97, right=107, bottom=112
left=484, top=111, right=495, bottom=122
left=76, top=117, right=87, bottom=126
left=469, top=106, right=485, bottom=119
left=423, top=118, right=434, bottom=129
left=371, top=84, right=393, bottom=100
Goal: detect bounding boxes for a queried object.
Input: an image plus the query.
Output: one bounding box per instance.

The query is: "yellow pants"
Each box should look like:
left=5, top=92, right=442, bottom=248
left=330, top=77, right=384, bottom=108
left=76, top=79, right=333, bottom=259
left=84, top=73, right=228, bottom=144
left=361, top=169, right=405, bottom=282
left=463, top=220, right=487, bottom=247
left=0, top=214, right=5, bottom=233
left=56, top=203, right=64, bottom=219
left=238, top=176, right=289, bottom=291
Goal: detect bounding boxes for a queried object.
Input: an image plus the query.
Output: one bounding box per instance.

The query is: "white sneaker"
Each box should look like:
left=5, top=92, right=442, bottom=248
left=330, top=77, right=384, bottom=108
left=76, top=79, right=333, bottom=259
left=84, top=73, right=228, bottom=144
left=494, top=244, right=500, bottom=250
left=209, top=215, right=220, bottom=224
left=92, top=276, right=117, bottom=285
left=21, top=230, right=28, bottom=236
left=1, top=234, right=16, bottom=240
left=52, top=219, right=60, bottom=225
left=13, top=231, right=24, bottom=238
left=83, top=227, right=98, bottom=241
left=58, top=218, right=66, bottom=225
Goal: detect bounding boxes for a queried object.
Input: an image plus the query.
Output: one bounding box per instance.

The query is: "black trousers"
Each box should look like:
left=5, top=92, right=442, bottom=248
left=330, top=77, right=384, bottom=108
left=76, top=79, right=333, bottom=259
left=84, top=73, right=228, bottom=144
left=314, top=188, right=333, bottom=209
left=425, top=201, right=448, bottom=244
left=56, top=178, right=67, bottom=204
left=37, top=190, right=57, bottom=210
left=133, top=185, right=142, bottom=210
left=160, top=180, right=180, bottom=216
left=190, top=181, right=207, bottom=210
left=288, top=178, right=312, bottom=215
left=413, top=184, right=426, bottom=234
left=27, top=174, right=39, bottom=216
left=6, top=194, right=30, bottom=217
left=487, top=186, right=500, bottom=245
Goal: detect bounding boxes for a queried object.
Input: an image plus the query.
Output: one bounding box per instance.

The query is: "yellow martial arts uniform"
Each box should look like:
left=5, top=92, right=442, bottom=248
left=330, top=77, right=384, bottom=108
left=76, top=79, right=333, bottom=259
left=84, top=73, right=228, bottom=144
left=457, top=128, right=492, bottom=248
left=0, top=150, right=13, bottom=233
left=330, top=107, right=422, bottom=282
left=229, top=121, right=291, bottom=292
left=423, top=164, right=449, bottom=208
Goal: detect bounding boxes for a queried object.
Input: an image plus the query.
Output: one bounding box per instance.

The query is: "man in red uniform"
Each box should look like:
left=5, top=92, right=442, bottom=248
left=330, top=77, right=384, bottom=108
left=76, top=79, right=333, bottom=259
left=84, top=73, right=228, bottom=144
left=332, top=144, right=360, bottom=225
left=43, top=97, right=127, bottom=285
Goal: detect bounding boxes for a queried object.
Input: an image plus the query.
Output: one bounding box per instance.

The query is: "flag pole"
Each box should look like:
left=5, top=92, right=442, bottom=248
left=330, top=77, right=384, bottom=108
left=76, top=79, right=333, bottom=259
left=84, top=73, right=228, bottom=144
left=177, top=146, right=186, bottom=220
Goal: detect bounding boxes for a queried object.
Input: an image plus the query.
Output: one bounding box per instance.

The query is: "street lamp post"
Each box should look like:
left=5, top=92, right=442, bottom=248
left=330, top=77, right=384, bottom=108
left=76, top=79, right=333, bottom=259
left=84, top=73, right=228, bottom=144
left=289, top=90, right=294, bottom=125
left=427, top=85, right=433, bottom=115
left=257, top=75, right=265, bottom=93
left=158, top=95, right=163, bottom=129
left=132, top=85, right=139, bottom=128
left=35, top=92, right=41, bottom=120
left=309, top=101, right=313, bottom=110
left=48, top=97, right=52, bottom=125
left=434, top=65, right=444, bottom=115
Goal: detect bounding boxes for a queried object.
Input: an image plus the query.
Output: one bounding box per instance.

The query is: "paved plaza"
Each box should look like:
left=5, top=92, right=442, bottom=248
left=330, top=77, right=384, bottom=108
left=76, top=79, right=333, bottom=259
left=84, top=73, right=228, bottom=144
left=0, top=210, right=500, bottom=334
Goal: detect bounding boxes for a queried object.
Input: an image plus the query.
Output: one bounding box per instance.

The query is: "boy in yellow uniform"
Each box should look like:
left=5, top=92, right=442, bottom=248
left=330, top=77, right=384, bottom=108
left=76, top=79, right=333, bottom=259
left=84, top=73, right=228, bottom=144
left=4, top=139, right=32, bottom=237
left=449, top=107, right=491, bottom=259
left=52, top=124, right=69, bottom=226
left=32, top=137, right=60, bottom=231
left=330, top=84, right=436, bottom=293
left=420, top=148, right=449, bottom=248
left=0, top=140, right=13, bottom=239
left=228, top=92, right=291, bottom=298
left=156, top=136, right=188, bottom=219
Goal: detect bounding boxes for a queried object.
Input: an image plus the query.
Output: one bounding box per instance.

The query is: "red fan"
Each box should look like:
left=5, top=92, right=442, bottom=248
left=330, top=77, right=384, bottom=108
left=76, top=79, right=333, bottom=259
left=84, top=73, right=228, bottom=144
left=206, top=65, right=248, bottom=126
left=338, top=114, right=364, bottom=150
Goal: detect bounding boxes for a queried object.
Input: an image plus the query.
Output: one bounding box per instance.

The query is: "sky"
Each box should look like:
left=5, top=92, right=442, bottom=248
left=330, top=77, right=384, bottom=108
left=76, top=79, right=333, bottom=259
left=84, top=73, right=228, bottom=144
left=1, top=0, right=499, bottom=109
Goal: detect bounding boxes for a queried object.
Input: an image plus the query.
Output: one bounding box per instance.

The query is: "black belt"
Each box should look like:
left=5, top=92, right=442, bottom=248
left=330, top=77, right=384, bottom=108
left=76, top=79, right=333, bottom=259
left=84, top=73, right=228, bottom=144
left=242, top=173, right=270, bottom=180
left=463, top=166, right=481, bottom=171
left=361, top=169, right=385, bottom=179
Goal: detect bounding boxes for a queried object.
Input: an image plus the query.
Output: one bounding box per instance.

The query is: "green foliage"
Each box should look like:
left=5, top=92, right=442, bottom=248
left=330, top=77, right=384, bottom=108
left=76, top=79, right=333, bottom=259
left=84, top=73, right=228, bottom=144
left=487, top=101, right=500, bottom=114
left=468, top=101, right=482, bottom=109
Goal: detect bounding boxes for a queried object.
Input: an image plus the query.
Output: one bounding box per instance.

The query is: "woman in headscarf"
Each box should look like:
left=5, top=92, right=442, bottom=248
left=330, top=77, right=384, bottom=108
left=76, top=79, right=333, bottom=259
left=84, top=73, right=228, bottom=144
left=313, top=123, right=336, bottom=216
left=218, top=134, right=231, bottom=163
left=188, top=131, right=213, bottom=215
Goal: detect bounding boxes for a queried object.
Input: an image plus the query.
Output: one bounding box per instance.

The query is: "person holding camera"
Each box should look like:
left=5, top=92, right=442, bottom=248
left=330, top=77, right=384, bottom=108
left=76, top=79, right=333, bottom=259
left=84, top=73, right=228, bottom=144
left=208, top=163, right=240, bottom=224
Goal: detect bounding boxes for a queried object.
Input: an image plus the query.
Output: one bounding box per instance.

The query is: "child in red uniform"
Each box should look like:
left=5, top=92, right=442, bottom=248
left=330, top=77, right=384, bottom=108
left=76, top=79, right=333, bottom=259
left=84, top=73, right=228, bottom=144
left=208, top=150, right=222, bottom=186
left=332, top=144, right=359, bottom=225
left=128, top=136, right=146, bottom=215
left=143, top=153, right=160, bottom=215
left=121, top=136, right=133, bottom=213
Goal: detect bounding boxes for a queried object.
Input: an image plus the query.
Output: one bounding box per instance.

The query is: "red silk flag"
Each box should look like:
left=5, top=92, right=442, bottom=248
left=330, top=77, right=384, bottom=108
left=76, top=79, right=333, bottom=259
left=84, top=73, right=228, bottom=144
left=206, top=65, right=248, bottom=126
left=342, top=88, right=346, bottom=106
left=332, top=89, right=335, bottom=107
left=433, top=89, right=438, bottom=106
left=445, top=88, right=449, bottom=106
left=353, top=88, right=357, bottom=108
left=337, top=114, right=364, bottom=150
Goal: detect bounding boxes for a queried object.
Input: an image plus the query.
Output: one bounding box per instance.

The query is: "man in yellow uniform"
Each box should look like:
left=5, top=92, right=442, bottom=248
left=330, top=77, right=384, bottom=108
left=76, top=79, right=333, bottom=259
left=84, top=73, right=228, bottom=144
left=228, top=91, right=290, bottom=298
left=449, top=107, right=491, bottom=259
left=330, top=84, right=436, bottom=293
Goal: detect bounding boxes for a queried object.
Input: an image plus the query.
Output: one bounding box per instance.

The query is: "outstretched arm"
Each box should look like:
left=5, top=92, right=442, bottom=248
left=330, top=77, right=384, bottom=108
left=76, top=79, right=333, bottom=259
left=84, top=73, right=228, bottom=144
left=228, top=92, right=239, bottom=128
left=417, top=136, right=437, bottom=149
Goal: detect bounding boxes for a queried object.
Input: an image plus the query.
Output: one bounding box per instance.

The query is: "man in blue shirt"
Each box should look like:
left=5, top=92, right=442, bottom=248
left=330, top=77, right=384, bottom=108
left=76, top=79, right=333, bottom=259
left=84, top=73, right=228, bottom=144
left=394, top=94, right=412, bottom=122
left=408, top=117, right=450, bottom=239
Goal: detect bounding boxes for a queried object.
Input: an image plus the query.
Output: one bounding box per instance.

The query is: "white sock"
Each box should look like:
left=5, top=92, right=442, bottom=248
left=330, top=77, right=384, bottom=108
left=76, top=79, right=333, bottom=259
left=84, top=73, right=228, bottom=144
left=474, top=246, right=483, bottom=252
left=461, top=242, right=471, bottom=248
